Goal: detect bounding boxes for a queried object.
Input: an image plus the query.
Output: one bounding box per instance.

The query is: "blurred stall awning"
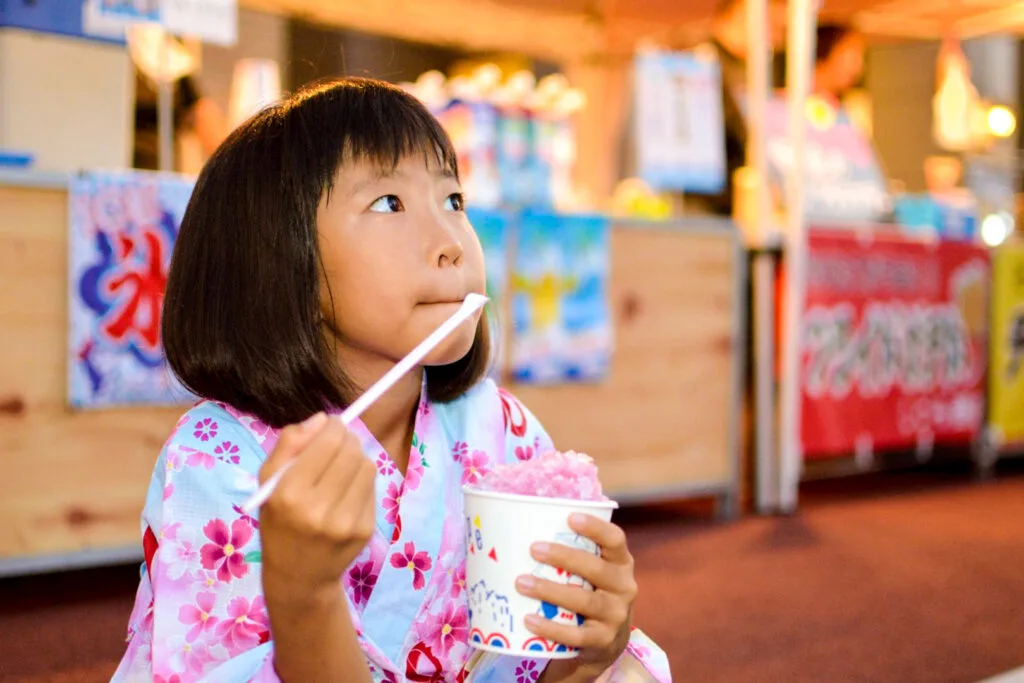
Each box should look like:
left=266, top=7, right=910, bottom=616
left=235, top=0, right=1024, bottom=63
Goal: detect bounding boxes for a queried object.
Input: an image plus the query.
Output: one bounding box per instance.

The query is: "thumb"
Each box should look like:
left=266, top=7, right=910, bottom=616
left=259, top=412, right=328, bottom=484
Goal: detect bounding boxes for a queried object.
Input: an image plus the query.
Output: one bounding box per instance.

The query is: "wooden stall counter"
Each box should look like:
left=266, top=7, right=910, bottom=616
left=0, top=171, right=183, bottom=576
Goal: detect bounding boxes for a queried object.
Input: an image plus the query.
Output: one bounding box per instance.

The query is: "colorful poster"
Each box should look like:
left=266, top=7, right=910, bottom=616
left=762, top=96, right=889, bottom=224
left=510, top=211, right=611, bottom=384
left=800, top=229, right=990, bottom=459
left=633, top=50, right=726, bottom=194
left=68, top=170, right=196, bottom=408
left=468, top=207, right=512, bottom=379
left=987, top=244, right=1024, bottom=446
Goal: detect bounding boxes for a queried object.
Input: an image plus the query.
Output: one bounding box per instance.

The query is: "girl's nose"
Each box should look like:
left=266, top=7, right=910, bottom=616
left=431, top=224, right=464, bottom=269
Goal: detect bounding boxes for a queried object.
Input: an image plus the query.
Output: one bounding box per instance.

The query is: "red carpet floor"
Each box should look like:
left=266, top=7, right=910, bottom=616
left=2, top=462, right=1023, bottom=683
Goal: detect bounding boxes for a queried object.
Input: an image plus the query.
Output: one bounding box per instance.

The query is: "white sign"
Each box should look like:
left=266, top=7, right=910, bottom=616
left=633, top=50, right=726, bottom=194
left=160, top=0, right=238, bottom=47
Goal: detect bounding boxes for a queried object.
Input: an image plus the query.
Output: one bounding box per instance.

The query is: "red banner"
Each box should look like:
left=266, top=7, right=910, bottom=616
left=800, top=229, right=990, bottom=459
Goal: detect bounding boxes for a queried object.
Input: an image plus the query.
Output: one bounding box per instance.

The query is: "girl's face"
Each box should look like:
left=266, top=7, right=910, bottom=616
left=316, top=155, right=486, bottom=371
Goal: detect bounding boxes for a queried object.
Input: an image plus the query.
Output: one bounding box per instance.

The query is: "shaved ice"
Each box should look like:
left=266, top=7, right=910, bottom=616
left=471, top=449, right=607, bottom=501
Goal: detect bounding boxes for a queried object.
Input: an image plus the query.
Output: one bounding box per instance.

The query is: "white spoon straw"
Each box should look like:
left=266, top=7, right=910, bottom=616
left=241, top=293, right=489, bottom=514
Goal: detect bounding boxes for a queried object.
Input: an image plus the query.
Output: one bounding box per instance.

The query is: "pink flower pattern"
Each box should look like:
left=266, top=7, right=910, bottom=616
left=376, top=452, right=396, bottom=477
left=382, top=481, right=402, bottom=525
left=451, top=441, right=468, bottom=462
left=178, top=592, right=219, bottom=642
left=214, top=441, right=241, bottom=465
left=460, top=450, right=491, bottom=486
left=421, top=602, right=469, bottom=659
left=165, top=634, right=212, bottom=677
left=214, top=596, right=269, bottom=656
left=516, top=660, right=541, bottom=683
left=192, top=418, right=218, bottom=442
left=390, top=542, right=433, bottom=591
left=199, top=519, right=252, bottom=583
left=346, top=561, right=379, bottom=609
left=163, top=537, right=199, bottom=582
left=405, top=456, right=424, bottom=492
left=449, top=564, right=466, bottom=599
left=185, top=447, right=216, bottom=470
left=514, top=444, right=535, bottom=461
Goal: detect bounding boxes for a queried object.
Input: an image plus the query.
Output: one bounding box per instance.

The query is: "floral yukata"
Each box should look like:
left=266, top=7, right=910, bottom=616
left=113, top=378, right=671, bottom=682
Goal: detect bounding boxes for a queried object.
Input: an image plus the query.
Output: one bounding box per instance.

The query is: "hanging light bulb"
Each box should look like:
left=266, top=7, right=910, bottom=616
left=987, top=105, right=1017, bottom=139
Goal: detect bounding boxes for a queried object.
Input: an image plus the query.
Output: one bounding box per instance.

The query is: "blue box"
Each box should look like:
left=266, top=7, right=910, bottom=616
left=894, top=193, right=977, bottom=242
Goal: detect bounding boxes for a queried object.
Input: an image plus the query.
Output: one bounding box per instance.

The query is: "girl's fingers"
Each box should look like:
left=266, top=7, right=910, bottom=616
left=516, top=576, right=623, bottom=623
left=529, top=543, right=610, bottom=589
left=259, top=412, right=327, bottom=484
left=568, top=515, right=633, bottom=566
left=324, top=455, right=377, bottom=542
left=522, top=615, right=619, bottom=653
left=281, top=419, right=352, bottom=487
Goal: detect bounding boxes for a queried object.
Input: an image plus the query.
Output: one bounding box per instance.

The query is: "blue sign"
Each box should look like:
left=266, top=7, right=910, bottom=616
left=0, top=0, right=128, bottom=44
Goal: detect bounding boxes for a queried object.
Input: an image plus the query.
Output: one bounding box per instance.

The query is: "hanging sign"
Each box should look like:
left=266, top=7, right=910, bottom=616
left=633, top=50, right=726, bottom=194
left=800, top=228, right=990, bottom=459
left=160, top=0, right=237, bottom=47
left=987, top=244, right=1024, bottom=447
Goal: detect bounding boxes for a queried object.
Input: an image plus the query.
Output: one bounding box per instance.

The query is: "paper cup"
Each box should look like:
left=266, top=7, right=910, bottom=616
left=462, top=487, right=618, bottom=658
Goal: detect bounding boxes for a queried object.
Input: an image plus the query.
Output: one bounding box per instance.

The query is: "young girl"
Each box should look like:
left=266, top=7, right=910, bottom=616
left=113, top=77, right=671, bottom=683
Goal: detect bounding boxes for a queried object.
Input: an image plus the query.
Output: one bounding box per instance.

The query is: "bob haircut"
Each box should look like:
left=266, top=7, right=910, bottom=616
left=162, top=77, right=492, bottom=429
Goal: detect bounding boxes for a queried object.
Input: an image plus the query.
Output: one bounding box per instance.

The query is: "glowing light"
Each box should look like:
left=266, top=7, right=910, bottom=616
left=981, top=212, right=1013, bottom=247
left=805, top=96, right=837, bottom=130
left=987, top=105, right=1017, bottom=138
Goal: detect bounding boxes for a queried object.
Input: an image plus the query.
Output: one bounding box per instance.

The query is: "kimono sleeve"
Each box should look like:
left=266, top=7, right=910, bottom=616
left=497, top=389, right=674, bottom=682
left=111, top=408, right=282, bottom=683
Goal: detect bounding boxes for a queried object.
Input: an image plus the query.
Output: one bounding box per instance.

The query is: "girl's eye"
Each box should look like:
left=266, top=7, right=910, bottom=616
left=369, top=195, right=404, bottom=213
left=444, top=193, right=466, bottom=212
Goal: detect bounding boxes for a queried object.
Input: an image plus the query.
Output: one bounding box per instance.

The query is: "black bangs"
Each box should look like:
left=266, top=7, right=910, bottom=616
left=288, top=78, right=460, bottom=199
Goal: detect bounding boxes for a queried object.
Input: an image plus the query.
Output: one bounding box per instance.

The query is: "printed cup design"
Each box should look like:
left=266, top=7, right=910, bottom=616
left=462, top=487, right=617, bottom=659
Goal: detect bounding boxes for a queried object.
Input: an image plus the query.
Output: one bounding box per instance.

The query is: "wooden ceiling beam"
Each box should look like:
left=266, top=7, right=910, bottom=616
left=239, top=0, right=607, bottom=62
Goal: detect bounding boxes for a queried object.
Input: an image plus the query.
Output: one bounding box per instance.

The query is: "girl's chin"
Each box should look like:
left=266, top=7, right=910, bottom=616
left=420, top=326, right=478, bottom=367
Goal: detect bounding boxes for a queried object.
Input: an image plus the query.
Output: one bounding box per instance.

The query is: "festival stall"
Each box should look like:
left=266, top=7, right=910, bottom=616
left=0, top=0, right=744, bottom=575
left=751, top=0, right=1024, bottom=512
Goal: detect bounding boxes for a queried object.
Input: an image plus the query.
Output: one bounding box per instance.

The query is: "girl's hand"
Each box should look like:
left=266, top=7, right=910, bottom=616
left=258, top=413, right=377, bottom=598
left=517, top=514, right=638, bottom=680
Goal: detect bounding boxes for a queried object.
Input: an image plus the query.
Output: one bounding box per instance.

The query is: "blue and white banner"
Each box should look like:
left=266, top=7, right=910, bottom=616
left=633, top=50, right=727, bottom=194
left=68, top=170, right=196, bottom=408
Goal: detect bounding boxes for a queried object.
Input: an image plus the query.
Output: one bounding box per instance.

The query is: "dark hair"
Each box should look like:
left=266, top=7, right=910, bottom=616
left=162, top=77, right=492, bottom=428
left=816, top=24, right=857, bottom=63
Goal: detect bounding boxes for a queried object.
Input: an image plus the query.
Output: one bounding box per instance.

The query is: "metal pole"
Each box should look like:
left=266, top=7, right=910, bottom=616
left=744, top=0, right=781, bottom=514
left=778, top=0, right=818, bottom=513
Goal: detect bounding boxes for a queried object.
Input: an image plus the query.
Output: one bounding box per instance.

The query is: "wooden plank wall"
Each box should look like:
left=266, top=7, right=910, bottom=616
left=0, top=183, right=737, bottom=564
left=0, top=185, right=183, bottom=562
left=509, top=228, right=738, bottom=500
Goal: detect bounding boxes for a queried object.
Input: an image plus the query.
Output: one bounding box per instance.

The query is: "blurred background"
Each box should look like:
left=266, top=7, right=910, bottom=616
left=1, top=0, right=1024, bottom=681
